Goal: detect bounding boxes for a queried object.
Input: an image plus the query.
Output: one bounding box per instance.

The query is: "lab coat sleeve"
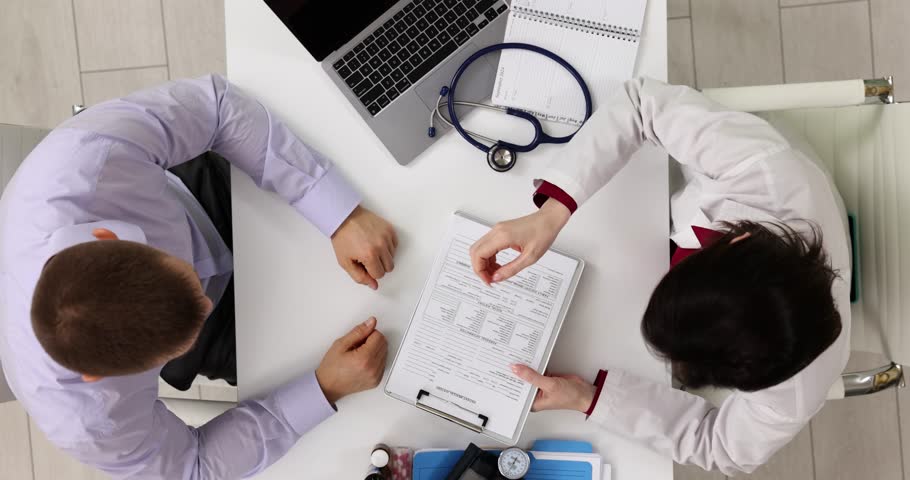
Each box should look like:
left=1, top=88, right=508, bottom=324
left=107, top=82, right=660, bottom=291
left=537, top=77, right=792, bottom=207
left=587, top=369, right=808, bottom=475
left=60, top=74, right=360, bottom=237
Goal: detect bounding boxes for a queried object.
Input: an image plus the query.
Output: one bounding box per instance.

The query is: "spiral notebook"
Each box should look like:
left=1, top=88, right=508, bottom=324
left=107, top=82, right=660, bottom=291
left=492, top=0, right=647, bottom=125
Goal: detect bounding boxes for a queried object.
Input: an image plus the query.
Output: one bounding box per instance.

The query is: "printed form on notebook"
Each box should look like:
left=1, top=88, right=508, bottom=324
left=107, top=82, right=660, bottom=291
left=385, top=213, right=584, bottom=444
left=492, top=0, right=648, bottom=125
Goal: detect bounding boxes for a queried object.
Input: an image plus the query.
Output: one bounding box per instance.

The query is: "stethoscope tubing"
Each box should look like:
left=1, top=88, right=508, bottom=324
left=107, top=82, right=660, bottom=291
left=436, top=42, right=593, bottom=155
left=429, top=99, right=505, bottom=145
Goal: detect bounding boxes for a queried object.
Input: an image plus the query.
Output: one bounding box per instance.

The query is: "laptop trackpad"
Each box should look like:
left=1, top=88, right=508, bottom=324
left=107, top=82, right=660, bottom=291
left=414, top=43, right=497, bottom=111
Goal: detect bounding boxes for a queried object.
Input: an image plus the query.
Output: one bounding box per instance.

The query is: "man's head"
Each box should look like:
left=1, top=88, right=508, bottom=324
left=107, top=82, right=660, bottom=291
left=642, top=221, right=842, bottom=392
left=31, top=229, right=212, bottom=381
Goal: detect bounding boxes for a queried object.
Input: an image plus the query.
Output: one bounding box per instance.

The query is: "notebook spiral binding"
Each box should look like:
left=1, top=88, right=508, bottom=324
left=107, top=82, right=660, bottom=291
left=515, top=13, right=638, bottom=43
left=512, top=5, right=640, bottom=42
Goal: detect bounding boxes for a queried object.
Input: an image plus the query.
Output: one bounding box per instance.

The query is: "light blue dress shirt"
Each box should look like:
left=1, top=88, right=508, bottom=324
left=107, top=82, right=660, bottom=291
left=0, top=74, right=362, bottom=479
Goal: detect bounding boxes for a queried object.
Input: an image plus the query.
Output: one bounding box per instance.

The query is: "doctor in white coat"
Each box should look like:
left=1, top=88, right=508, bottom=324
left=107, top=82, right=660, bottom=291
left=469, top=78, right=851, bottom=475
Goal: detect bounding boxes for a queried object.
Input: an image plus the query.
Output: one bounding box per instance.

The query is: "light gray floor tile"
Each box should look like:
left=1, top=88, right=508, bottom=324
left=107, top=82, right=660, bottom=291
left=897, top=388, right=910, bottom=480
left=0, top=402, right=34, bottom=480
left=668, top=0, right=690, bottom=18
left=0, top=125, right=23, bottom=192
left=162, top=0, right=227, bottom=79
left=691, top=0, right=784, bottom=88
left=0, top=370, right=12, bottom=404
left=743, top=426, right=813, bottom=480
left=0, top=124, right=50, bottom=192
left=81, top=67, right=169, bottom=106
left=20, top=126, right=51, bottom=154
left=0, top=0, right=84, bottom=129
left=870, top=0, right=910, bottom=101
left=781, top=0, right=853, bottom=6
left=73, top=0, right=167, bottom=71
left=810, top=351, right=902, bottom=480
left=781, top=2, right=874, bottom=83
left=674, top=462, right=725, bottom=480
left=897, top=383, right=910, bottom=480
left=30, top=416, right=111, bottom=480
left=668, top=18, right=696, bottom=88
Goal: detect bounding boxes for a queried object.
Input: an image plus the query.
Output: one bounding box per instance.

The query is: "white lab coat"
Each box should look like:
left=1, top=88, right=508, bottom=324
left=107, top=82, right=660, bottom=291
left=538, top=78, right=852, bottom=475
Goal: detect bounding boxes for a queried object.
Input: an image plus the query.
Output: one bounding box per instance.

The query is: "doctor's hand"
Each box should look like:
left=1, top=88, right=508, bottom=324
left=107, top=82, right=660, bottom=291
left=511, top=364, right=596, bottom=413
left=469, top=198, right=571, bottom=285
left=316, top=317, right=388, bottom=405
left=332, top=205, right=398, bottom=290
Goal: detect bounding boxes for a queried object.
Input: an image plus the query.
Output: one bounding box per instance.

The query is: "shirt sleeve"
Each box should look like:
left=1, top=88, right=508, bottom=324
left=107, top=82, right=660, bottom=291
left=65, top=372, right=336, bottom=480
left=586, top=369, right=808, bottom=475
left=535, top=77, right=792, bottom=209
left=59, top=74, right=360, bottom=237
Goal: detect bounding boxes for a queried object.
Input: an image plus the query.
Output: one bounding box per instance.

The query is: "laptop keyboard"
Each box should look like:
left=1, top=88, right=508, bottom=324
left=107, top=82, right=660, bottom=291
left=331, top=0, right=509, bottom=117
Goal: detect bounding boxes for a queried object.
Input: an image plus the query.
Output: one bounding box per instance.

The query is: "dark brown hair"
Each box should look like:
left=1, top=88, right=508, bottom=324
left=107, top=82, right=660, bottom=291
left=31, top=241, right=208, bottom=377
left=642, top=221, right=842, bottom=392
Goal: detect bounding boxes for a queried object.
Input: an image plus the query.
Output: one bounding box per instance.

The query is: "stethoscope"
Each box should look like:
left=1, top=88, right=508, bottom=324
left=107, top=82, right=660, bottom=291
left=427, top=42, right=593, bottom=172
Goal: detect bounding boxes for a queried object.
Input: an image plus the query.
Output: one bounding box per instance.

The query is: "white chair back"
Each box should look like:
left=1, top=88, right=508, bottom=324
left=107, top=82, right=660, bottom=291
left=683, top=91, right=908, bottom=406
left=759, top=104, right=910, bottom=365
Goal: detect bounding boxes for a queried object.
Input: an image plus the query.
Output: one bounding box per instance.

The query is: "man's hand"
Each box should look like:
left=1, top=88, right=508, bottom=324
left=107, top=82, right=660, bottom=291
left=315, top=317, right=388, bottom=405
left=469, top=198, right=571, bottom=285
left=332, top=206, right=398, bottom=290
left=511, top=364, right=596, bottom=413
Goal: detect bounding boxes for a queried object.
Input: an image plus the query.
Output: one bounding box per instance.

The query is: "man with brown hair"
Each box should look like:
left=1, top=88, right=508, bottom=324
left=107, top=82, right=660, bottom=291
left=0, top=74, right=397, bottom=479
left=31, top=240, right=210, bottom=379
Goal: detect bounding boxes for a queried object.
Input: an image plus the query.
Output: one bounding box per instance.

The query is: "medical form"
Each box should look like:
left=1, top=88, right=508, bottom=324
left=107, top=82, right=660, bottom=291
left=385, top=212, right=584, bottom=444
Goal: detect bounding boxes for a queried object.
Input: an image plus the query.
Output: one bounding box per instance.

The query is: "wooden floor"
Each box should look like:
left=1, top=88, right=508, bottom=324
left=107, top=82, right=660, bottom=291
left=0, top=0, right=226, bottom=130
left=1, top=0, right=910, bottom=479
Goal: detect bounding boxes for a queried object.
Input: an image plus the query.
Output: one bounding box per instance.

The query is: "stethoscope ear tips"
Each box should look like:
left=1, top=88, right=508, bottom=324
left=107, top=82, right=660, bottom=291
left=439, top=86, right=449, bottom=97
left=427, top=127, right=437, bottom=138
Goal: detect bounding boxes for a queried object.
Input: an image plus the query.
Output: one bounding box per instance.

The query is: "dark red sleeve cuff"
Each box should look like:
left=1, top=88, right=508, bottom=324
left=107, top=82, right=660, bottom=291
left=533, top=181, right=578, bottom=214
left=585, top=369, right=608, bottom=417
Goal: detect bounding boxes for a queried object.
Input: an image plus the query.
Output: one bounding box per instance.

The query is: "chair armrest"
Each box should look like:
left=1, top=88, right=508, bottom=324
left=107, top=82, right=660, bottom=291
left=842, top=363, right=903, bottom=397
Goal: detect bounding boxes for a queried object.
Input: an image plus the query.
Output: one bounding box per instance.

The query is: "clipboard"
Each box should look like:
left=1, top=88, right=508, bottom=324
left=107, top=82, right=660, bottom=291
left=385, top=212, right=585, bottom=445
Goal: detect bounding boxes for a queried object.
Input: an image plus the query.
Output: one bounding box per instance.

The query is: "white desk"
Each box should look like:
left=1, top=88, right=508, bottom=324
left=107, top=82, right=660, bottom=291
left=225, top=1, right=670, bottom=478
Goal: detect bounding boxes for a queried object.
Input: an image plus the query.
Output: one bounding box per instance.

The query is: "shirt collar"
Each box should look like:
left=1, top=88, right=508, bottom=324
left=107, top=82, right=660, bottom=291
left=670, top=225, right=725, bottom=268
left=48, top=220, right=148, bottom=255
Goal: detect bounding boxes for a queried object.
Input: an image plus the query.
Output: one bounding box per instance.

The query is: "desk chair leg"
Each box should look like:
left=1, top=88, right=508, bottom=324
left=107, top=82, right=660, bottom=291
left=843, top=363, right=904, bottom=397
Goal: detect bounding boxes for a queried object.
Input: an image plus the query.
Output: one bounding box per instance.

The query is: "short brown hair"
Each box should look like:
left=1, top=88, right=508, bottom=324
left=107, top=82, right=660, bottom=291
left=31, top=241, right=208, bottom=377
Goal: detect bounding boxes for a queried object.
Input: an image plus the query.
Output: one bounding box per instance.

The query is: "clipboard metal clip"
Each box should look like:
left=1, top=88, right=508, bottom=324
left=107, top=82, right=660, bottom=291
left=416, top=389, right=489, bottom=433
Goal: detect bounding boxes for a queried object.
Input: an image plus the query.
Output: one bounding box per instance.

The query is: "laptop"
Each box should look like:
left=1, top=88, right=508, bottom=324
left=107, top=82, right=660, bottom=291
left=264, top=0, right=510, bottom=165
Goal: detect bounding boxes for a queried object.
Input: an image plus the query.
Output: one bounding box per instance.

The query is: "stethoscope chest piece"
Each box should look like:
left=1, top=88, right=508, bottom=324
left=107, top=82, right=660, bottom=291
left=487, top=144, right=517, bottom=172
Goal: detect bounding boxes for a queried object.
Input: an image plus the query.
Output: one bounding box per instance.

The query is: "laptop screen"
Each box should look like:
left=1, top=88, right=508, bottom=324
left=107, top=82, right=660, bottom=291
left=265, top=0, right=399, bottom=62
